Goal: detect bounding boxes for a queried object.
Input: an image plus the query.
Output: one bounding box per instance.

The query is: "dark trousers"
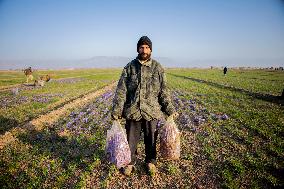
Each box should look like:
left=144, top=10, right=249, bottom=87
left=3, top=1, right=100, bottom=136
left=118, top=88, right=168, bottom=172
left=125, top=119, right=158, bottom=165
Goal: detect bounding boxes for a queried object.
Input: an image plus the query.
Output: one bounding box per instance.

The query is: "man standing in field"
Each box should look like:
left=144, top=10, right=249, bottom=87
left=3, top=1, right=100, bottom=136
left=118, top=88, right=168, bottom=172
left=223, top=66, right=228, bottom=76
left=111, top=36, right=178, bottom=176
left=23, top=67, right=34, bottom=83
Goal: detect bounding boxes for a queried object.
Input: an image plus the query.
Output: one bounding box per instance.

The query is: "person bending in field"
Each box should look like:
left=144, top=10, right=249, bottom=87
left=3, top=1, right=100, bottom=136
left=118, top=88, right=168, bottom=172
left=111, top=36, right=178, bottom=176
left=40, top=74, right=51, bottom=82
left=23, top=67, right=34, bottom=83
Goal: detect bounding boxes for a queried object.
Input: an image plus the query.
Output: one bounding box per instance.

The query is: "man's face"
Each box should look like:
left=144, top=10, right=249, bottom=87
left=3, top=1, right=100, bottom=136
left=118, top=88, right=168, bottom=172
left=138, top=44, right=151, bottom=61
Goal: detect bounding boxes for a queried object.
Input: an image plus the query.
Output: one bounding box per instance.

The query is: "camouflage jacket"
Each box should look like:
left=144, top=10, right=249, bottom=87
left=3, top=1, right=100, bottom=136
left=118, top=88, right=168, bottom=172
left=111, top=58, right=176, bottom=121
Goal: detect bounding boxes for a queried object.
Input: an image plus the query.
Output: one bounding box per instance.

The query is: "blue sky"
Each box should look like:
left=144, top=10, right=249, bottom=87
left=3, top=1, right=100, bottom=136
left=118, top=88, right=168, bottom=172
left=0, top=0, right=283, bottom=67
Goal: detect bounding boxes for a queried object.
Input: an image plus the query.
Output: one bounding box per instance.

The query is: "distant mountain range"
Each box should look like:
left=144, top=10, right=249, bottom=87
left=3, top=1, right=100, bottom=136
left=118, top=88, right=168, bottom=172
left=0, top=56, right=283, bottom=70
left=0, top=56, right=176, bottom=70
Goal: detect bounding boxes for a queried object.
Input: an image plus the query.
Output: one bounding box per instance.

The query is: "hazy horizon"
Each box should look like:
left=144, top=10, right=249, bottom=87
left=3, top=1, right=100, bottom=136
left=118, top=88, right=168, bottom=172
left=0, top=56, right=283, bottom=70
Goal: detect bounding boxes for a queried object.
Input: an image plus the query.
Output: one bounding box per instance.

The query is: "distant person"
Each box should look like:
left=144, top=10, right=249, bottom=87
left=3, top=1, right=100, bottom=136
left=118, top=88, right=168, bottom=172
left=23, top=67, right=34, bottom=83
left=111, top=36, right=178, bottom=176
left=223, top=66, right=228, bottom=76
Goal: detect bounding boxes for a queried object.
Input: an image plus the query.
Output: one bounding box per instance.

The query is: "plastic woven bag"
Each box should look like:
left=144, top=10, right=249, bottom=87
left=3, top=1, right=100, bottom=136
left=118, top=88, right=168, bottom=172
left=159, top=116, right=180, bottom=160
left=105, top=120, right=131, bottom=168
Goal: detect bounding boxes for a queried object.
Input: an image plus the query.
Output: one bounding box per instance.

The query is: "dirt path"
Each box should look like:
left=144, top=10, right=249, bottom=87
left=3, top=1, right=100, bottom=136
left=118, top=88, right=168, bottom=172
left=0, top=82, right=116, bottom=150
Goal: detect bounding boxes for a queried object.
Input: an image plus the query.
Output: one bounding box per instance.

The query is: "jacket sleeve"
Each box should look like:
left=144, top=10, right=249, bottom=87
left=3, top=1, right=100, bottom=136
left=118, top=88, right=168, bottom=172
left=158, top=68, right=176, bottom=116
left=111, top=68, right=127, bottom=118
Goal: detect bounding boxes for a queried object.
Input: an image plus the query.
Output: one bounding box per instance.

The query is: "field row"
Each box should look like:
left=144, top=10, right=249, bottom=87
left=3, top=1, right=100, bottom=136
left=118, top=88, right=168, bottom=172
left=0, top=69, right=121, bottom=135
left=0, top=68, right=283, bottom=188
left=168, top=68, right=284, bottom=96
left=167, top=72, right=283, bottom=188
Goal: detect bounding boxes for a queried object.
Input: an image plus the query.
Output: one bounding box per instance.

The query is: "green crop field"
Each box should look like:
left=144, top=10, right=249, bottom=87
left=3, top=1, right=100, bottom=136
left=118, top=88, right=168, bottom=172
left=0, top=68, right=283, bottom=188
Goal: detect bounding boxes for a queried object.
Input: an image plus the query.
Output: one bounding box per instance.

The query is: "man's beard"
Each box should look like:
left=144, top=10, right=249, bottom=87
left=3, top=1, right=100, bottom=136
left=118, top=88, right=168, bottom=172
left=138, top=53, right=151, bottom=61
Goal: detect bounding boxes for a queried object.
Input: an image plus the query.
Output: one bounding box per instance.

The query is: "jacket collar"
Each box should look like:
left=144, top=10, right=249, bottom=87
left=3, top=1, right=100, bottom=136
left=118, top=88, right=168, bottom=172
left=136, top=57, right=152, bottom=67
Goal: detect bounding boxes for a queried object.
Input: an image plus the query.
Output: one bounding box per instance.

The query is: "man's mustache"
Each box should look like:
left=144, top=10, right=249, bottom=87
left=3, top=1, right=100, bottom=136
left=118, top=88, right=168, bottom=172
left=140, top=53, right=149, bottom=56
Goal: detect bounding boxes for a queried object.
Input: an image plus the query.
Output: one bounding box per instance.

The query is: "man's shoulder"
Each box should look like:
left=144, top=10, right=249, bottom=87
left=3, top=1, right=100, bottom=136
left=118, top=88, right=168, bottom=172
left=151, top=59, right=164, bottom=72
left=123, top=59, right=138, bottom=69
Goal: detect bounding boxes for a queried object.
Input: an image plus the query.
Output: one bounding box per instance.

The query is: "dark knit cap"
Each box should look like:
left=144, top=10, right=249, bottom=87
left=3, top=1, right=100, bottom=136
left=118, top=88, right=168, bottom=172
left=137, top=36, right=152, bottom=52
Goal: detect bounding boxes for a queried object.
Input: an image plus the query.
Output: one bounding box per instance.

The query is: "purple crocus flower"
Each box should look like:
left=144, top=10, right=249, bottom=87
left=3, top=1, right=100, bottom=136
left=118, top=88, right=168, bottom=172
left=221, top=114, right=229, bottom=120
left=83, top=117, right=89, bottom=123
